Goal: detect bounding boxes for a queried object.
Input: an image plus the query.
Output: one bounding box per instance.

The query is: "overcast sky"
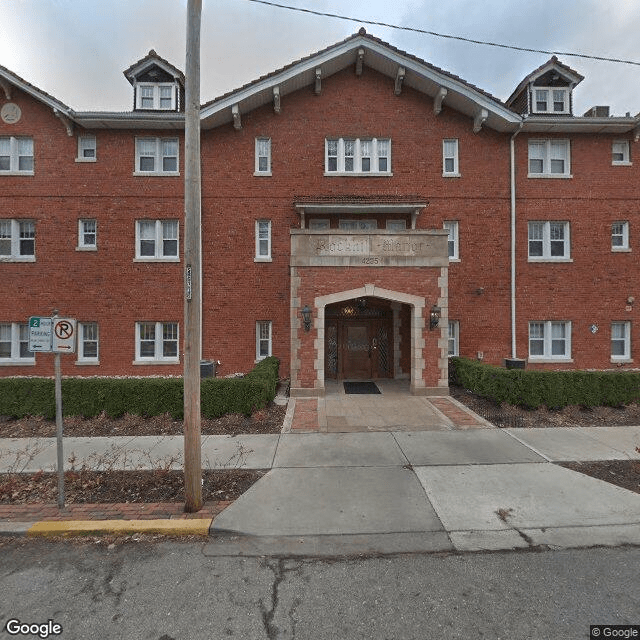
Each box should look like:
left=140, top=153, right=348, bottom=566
left=1, top=0, right=639, bottom=116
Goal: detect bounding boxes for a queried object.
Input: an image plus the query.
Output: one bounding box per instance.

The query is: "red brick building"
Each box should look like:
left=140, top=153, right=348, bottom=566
left=1, top=31, right=638, bottom=395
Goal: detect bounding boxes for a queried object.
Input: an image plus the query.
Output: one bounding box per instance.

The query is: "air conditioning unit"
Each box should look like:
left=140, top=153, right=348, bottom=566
left=583, top=106, right=610, bottom=118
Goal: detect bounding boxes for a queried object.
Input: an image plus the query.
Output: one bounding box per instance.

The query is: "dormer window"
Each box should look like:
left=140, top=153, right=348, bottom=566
left=137, top=83, right=176, bottom=110
left=533, top=87, right=570, bottom=114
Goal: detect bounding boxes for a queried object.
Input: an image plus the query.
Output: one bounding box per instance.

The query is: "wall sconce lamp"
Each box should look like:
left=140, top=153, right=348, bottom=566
left=429, top=305, right=441, bottom=330
left=301, top=305, right=312, bottom=332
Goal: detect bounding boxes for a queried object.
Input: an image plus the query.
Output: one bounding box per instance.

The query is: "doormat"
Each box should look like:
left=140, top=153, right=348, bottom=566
left=343, top=381, right=381, bottom=394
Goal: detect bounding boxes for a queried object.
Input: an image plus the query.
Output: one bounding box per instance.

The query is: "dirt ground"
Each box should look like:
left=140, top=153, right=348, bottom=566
left=1, top=392, right=639, bottom=504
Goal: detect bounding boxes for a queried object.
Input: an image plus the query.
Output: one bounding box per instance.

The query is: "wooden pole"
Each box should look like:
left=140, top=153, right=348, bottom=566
left=183, top=0, right=203, bottom=512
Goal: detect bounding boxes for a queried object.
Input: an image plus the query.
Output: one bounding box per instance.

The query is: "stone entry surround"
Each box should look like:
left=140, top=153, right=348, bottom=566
left=290, top=228, right=450, bottom=397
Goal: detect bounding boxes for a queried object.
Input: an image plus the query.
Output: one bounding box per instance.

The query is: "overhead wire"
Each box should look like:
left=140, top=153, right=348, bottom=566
left=246, top=0, right=640, bottom=67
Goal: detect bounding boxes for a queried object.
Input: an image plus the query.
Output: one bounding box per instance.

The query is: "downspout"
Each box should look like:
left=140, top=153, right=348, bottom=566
left=510, top=122, right=523, bottom=359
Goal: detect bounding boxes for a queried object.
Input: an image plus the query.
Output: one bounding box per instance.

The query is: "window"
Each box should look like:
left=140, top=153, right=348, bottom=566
left=339, top=219, right=377, bottom=231
left=442, top=139, right=459, bottom=176
left=77, top=135, right=96, bottom=162
left=135, top=322, right=179, bottom=363
left=0, top=323, right=33, bottom=364
left=255, top=138, right=271, bottom=175
left=611, top=221, right=629, bottom=251
left=528, top=221, right=570, bottom=260
left=386, top=220, right=406, bottom=231
left=308, top=219, right=330, bottom=230
left=255, top=220, right=271, bottom=261
left=78, top=322, right=99, bottom=363
left=256, top=321, right=272, bottom=360
left=0, top=219, right=35, bottom=261
left=325, top=138, right=391, bottom=175
left=135, top=220, right=179, bottom=260
left=532, top=87, right=569, bottom=114
left=611, top=322, right=631, bottom=361
left=612, top=141, right=631, bottom=165
left=528, top=140, right=570, bottom=177
left=135, top=138, right=179, bottom=175
left=448, top=321, right=459, bottom=356
left=136, top=84, right=176, bottom=110
left=529, top=321, right=571, bottom=360
left=443, top=221, right=459, bottom=260
left=0, top=136, right=34, bottom=174
left=77, top=219, right=97, bottom=250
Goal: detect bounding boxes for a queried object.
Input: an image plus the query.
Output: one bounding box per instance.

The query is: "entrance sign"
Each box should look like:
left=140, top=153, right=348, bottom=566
left=52, top=318, right=76, bottom=353
left=28, top=316, right=53, bottom=352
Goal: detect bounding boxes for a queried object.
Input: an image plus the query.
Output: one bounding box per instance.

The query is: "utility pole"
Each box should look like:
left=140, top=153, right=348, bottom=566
left=183, top=0, right=203, bottom=512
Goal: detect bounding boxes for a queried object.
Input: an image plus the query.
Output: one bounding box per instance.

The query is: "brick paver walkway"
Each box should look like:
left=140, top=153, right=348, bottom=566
left=290, top=399, right=320, bottom=432
left=429, top=397, right=486, bottom=428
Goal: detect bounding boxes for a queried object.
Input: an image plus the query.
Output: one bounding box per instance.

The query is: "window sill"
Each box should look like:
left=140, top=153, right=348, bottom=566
left=76, top=246, right=98, bottom=252
left=134, top=257, right=180, bottom=263
left=254, top=171, right=272, bottom=177
left=612, top=248, right=631, bottom=253
left=0, top=171, right=34, bottom=177
left=254, top=257, right=272, bottom=263
left=133, top=171, right=180, bottom=177
left=75, top=158, right=97, bottom=163
left=527, top=173, right=573, bottom=179
left=612, top=161, right=632, bottom=167
left=528, top=257, right=573, bottom=263
left=75, top=360, right=100, bottom=366
left=324, top=172, right=393, bottom=177
left=255, top=356, right=271, bottom=363
left=0, top=360, right=35, bottom=366
left=448, top=257, right=461, bottom=263
left=0, top=256, right=36, bottom=262
left=442, top=173, right=461, bottom=178
left=528, top=358, right=574, bottom=364
left=133, top=359, right=179, bottom=365
left=611, top=358, right=633, bottom=364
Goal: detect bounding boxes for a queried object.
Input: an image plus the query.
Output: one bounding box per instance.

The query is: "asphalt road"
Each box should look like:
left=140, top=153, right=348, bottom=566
left=0, top=539, right=638, bottom=640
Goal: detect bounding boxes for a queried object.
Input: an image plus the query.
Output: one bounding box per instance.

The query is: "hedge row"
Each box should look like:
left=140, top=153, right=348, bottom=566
left=0, top=356, right=280, bottom=419
left=449, top=357, right=640, bottom=409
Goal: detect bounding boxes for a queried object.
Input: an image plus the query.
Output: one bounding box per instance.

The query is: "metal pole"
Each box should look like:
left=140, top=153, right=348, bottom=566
left=184, top=0, right=203, bottom=512
left=54, top=351, right=64, bottom=509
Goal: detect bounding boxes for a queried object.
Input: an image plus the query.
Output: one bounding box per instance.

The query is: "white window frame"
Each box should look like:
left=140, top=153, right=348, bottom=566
left=528, top=321, right=572, bottom=361
left=254, top=137, right=272, bottom=176
left=532, top=87, right=570, bottom=114
left=136, top=83, right=176, bottom=111
left=339, top=219, right=377, bottom=231
left=611, top=322, right=631, bottom=362
left=325, top=138, right=391, bottom=175
left=0, top=136, right=34, bottom=175
left=134, top=137, right=179, bottom=175
left=134, top=321, right=179, bottom=364
left=77, top=219, right=97, bottom=251
left=612, top=140, right=631, bottom=166
left=0, top=323, right=34, bottom=365
left=256, top=321, right=272, bottom=361
left=528, top=221, right=571, bottom=261
left=442, top=139, right=460, bottom=177
left=0, top=219, right=35, bottom=262
left=76, top=135, right=96, bottom=162
left=528, top=139, right=571, bottom=178
left=443, top=221, right=459, bottom=261
left=611, top=221, right=630, bottom=252
left=77, top=322, right=99, bottom=364
left=255, top=220, right=272, bottom=262
left=135, top=220, right=179, bottom=261
left=308, top=219, right=330, bottom=230
left=386, top=219, right=406, bottom=231
left=448, top=321, right=459, bottom=357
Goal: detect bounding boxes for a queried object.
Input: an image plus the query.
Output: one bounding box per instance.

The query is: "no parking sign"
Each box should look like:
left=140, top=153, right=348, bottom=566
left=52, top=318, right=76, bottom=353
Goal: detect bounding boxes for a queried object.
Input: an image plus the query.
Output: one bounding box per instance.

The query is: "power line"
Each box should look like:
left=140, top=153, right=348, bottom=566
left=246, top=0, right=640, bottom=67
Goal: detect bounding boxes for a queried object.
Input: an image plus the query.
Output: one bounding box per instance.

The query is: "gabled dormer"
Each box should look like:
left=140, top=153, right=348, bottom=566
left=124, top=51, right=185, bottom=113
left=506, top=57, right=584, bottom=117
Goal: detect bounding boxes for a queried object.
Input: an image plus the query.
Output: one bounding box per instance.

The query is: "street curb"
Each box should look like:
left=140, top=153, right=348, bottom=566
left=21, top=518, right=213, bottom=537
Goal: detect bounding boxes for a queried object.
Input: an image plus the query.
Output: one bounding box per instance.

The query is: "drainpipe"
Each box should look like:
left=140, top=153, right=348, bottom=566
left=510, top=122, right=523, bottom=360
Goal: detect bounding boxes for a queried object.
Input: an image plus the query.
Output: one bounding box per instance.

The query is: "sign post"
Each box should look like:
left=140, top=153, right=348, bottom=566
left=29, top=315, right=75, bottom=509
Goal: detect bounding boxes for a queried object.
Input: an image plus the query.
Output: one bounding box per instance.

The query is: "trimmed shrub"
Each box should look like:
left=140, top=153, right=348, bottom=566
left=449, top=357, right=640, bottom=409
left=0, top=356, right=280, bottom=419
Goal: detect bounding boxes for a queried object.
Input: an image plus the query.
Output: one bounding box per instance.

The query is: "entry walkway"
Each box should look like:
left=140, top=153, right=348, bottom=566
left=287, top=379, right=491, bottom=432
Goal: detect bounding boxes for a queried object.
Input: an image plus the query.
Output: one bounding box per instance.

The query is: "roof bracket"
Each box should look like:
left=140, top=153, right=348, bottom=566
left=273, top=86, right=281, bottom=114
left=314, top=68, right=322, bottom=95
left=433, top=87, right=447, bottom=115
left=394, top=67, right=405, bottom=96
left=232, top=103, right=242, bottom=130
left=355, top=48, right=365, bottom=76
left=473, top=108, right=489, bottom=134
left=0, top=78, right=12, bottom=100
left=53, top=109, right=73, bottom=137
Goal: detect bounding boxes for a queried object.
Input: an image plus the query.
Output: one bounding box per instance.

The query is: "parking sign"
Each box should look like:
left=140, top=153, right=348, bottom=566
left=28, top=317, right=53, bottom=352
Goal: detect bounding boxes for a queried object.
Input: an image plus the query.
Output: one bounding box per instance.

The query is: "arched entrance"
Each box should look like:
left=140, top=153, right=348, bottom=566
left=325, top=297, right=393, bottom=379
